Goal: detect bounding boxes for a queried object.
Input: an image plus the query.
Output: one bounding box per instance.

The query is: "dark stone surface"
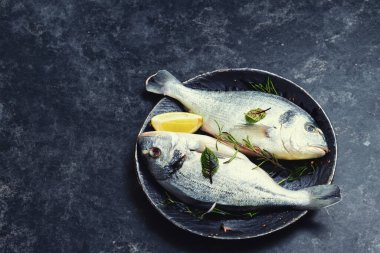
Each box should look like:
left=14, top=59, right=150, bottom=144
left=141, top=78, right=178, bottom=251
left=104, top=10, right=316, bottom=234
left=0, top=0, right=379, bottom=252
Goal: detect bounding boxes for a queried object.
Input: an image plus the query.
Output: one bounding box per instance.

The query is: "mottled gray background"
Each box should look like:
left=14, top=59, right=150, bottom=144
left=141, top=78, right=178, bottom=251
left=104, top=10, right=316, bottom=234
left=0, top=0, right=379, bottom=252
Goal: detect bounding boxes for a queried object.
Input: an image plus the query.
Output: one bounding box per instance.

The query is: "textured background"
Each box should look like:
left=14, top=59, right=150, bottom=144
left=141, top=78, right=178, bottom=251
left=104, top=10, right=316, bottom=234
left=0, top=0, right=379, bottom=252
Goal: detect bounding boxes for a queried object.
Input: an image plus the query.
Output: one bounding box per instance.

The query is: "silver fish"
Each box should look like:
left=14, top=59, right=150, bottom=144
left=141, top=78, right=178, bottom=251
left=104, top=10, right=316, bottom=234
left=138, top=131, right=340, bottom=210
left=145, top=70, right=328, bottom=160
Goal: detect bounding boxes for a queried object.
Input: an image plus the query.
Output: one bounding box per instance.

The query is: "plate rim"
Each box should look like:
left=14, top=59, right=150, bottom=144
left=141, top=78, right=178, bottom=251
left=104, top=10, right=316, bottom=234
left=134, top=68, right=337, bottom=239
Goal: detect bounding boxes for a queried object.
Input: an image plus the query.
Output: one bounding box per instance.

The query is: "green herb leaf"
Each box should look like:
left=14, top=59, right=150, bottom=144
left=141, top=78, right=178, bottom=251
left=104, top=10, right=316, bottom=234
left=201, top=147, right=219, bottom=184
left=245, top=108, right=270, bottom=124
left=244, top=211, right=259, bottom=218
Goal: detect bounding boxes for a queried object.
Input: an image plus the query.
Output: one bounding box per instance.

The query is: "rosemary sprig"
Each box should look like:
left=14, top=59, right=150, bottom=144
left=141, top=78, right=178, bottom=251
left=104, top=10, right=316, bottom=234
left=242, top=136, right=289, bottom=172
left=223, top=148, right=239, bottom=164
left=244, top=211, right=259, bottom=218
left=209, top=207, right=231, bottom=216
left=214, top=121, right=288, bottom=171
left=221, top=132, right=240, bottom=148
left=253, top=160, right=267, bottom=170
left=278, top=162, right=316, bottom=185
left=214, top=120, right=316, bottom=184
left=163, top=192, right=259, bottom=219
left=163, top=191, right=176, bottom=205
left=184, top=206, right=193, bottom=214
left=213, top=120, right=242, bottom=165
left=249, top=77, right=279, bottom=95
left=215, top=121, right=240, bottom=148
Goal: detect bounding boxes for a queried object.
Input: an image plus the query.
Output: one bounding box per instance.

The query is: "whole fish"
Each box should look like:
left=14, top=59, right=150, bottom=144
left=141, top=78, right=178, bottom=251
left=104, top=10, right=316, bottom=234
left=138, top=131, right=340, bottom=210
left=146, top=70, right=328, bottom=160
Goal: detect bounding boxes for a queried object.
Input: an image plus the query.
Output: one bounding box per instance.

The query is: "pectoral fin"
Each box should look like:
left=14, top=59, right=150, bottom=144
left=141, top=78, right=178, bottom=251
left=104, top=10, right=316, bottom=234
left=187, top=135, right=248, bottom=161
left=230, top=124, right=272, bottom=139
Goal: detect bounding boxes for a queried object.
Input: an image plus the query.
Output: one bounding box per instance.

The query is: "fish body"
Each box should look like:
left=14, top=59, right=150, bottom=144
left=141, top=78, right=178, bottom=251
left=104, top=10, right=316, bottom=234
left=138, top=131, right=340, bottom=210
left=146, top=70, right=328, bottom=160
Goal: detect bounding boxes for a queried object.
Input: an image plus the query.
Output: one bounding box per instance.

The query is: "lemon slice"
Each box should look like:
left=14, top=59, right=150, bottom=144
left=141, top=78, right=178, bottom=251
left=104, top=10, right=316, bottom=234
left=151, top=112, right=203, bottom=133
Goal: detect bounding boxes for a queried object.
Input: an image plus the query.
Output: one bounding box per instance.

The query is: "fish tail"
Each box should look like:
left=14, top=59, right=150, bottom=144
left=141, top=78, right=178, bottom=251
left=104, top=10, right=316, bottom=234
left=300, top=184, right=341, bottom=209
left=145, top=70, right=183, bottom=95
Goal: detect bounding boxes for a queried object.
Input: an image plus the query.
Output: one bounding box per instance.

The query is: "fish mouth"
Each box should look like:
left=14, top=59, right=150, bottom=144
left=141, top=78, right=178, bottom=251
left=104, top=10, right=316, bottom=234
left=139, top=131, right=160, bottom=138
left=307, top=145, right=329, bottom=156
left=138, top=131, right=174, bottom=138
left=137, top=131, right=162, bottom=140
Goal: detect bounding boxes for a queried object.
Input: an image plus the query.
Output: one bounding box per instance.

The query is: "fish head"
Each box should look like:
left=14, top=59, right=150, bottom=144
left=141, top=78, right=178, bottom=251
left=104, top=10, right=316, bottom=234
left=280, top=112, right=328, bottom=159
left=138, top=131, right=187, bottom=181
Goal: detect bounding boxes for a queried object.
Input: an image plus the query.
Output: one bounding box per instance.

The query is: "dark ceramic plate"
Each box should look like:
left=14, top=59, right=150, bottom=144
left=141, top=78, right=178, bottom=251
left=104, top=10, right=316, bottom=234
left=135, top=68, right=337, bottom=239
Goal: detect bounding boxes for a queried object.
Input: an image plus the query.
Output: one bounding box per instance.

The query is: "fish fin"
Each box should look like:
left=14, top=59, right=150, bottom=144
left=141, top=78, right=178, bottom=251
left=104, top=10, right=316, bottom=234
left=230, top=124, right=272, bottom=139
left=300, top=184, right=341, bottom=209
left=213, top=151, right=232, bottom=159
left=190, top=144, right=231, bottom=159
left=145, top=70, right=183, bottom=95
left=188, top=136, right=248, bottom=161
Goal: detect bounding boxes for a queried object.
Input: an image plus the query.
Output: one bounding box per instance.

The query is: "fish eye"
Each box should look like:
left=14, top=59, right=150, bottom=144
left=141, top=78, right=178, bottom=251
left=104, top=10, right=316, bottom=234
left=304, top=123, right=317, bottom=133
left=149, top=147, right=161, bottom=158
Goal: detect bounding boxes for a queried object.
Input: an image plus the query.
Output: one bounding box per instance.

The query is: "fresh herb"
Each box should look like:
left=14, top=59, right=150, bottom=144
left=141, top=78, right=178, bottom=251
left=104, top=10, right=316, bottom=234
left=245, top=108, right=271, bottom=124
left=253, top=160, right=267, bottom=170
left=214, top=120, right=240, bottom=149
left=184, top=206, right=193, bottom=214
left=163, top=191, right=259, bottom=219
left=221, top=132, right=240, bottom=148
left=214, top=121, right=284, bottom=170
left=244, top=211, right=259, bottom=218
left=210, top=207, right=231, bottom=216
left=242, top=136, right=289, bottom=172
left=278, top=161, right=316, bottom=185
left=201, top=147, right=219, bottom=184
left=248, top=77, right=279, bottom=95
left=223, top=148, right=239, bottom=164
left=213, top=121, right=315, bottom=185
left=204, top=207, right=258, bottom=219
left=163, top=191, right=179, bottom=205
left=214, top=121, right=241, bottom=164
left=163, top=192, right=193, bottom=215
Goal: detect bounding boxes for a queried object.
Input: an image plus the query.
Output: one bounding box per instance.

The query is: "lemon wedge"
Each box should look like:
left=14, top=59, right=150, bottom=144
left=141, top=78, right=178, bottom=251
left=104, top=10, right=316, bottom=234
left=151, top=112, right=203, bottom=133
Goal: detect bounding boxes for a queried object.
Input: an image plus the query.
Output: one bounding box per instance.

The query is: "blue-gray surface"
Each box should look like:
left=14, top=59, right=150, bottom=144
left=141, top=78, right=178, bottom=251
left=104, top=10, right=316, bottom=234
left=0, top=0, right=379, bottom=252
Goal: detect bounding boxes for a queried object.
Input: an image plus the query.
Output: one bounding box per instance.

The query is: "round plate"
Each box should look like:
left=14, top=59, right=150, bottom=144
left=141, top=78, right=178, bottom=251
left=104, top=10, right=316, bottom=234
left=135, top=68, right=337, bottom=239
